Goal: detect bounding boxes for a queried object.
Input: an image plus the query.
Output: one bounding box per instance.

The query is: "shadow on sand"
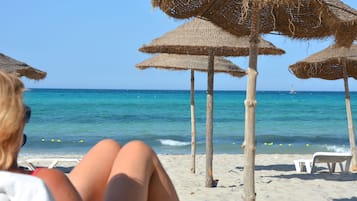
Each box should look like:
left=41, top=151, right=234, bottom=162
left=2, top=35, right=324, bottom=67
left=332, top=197, right=357, bottom=201
left=235, top=164, right=357, bottom=181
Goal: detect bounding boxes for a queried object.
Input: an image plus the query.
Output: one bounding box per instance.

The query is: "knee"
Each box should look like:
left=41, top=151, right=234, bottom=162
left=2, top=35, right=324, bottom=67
left=122, top=140, right=154, bottom=156
left=96, top=139, right=121, bottom=151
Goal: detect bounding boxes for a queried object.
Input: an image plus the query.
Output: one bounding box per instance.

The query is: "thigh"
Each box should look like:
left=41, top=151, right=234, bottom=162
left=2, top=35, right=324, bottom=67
left=104, top=140, right=179, bottom=201
left=104, top=140, right=154, bottom=201
left=68, top=139, right=121, bottom=201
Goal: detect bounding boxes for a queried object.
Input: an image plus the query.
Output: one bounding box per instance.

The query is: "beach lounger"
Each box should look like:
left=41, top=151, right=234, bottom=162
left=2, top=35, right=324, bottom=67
left=0, top=171, right=55, bottom=201
left=19, top=158, right=81, bottom=171
left=294, top=152, right=352, bottom=174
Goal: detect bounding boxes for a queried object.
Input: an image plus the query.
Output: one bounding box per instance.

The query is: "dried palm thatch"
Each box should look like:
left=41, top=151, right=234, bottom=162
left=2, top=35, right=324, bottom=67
left=139, top=17, right=285, bottom=56
left=0, top=53, right=46, bottom=80
left=152, top=0, right=357, bottom=47
left=152, top=0, right=300, bottom=8
left=289, top=44, right=357, bottom=80
left=136, top=53, right=246, bottom=77
left=289, top=44, right=357, bottom=172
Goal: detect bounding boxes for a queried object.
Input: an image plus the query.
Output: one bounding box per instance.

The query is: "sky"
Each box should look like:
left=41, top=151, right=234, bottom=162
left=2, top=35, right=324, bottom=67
left=1, top=0, right=357, bottom=91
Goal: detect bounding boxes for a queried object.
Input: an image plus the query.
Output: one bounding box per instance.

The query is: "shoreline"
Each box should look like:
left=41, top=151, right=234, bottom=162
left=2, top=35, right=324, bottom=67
left=18, top=153, right=357, bottom=201
left=26, top=88, right=357, bottom=93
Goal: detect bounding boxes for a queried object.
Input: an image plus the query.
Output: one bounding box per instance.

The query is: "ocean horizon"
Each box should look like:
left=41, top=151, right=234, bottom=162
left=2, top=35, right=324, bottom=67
left=20, top=88, right=356, bottom=156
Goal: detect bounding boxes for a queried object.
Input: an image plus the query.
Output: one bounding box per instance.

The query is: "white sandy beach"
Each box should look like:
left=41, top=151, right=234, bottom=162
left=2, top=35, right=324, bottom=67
left=18, top=154, right=357, bottom=201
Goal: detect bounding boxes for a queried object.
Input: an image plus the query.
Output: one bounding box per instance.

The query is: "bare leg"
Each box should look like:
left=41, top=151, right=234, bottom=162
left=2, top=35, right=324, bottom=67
left=68, top=139, right=121, bottom=201
left=103, top=140, right=179, bottom=201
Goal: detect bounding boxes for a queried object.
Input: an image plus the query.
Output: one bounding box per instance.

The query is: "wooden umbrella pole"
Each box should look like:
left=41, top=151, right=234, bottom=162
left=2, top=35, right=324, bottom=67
left=342, top=60, right=357, bottom=170
left=205, top=50, right=214, bottom=187
left=191, top=69, right=197, bottom=174
left=243, top=2, right=260, bottom=201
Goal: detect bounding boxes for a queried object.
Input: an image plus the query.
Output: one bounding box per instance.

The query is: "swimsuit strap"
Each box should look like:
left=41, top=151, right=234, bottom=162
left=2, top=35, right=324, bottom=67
left=31, top=168, right=42, bottom=176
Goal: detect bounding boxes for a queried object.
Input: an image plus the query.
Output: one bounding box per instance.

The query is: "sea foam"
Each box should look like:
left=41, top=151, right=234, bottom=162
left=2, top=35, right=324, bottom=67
left=325, top=145, right=350, bottom=153
left=159, top=139, right=190, bottom=146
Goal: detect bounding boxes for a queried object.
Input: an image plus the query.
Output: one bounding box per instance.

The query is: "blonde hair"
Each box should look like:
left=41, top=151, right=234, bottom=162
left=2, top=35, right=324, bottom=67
left=0, top=71, right=25, bottom=170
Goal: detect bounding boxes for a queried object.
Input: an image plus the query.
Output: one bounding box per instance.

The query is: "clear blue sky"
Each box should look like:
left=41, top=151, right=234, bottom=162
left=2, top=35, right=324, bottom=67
left=1, top=0, right=356, bottom=91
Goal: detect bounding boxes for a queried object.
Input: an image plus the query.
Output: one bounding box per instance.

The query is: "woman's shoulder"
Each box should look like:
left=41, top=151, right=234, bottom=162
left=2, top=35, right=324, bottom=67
left=34, top=168, right=82, bottom=201
left=34, top=168, right=67, bottom=182
left=33, top=168, right=71, bottom=189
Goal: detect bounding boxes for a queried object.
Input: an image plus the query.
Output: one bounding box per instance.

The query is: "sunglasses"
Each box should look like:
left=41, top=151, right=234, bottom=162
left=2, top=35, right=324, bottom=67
left=22, top=105, right=31, bottom=147
left=24, top=105, right=31, bottom=123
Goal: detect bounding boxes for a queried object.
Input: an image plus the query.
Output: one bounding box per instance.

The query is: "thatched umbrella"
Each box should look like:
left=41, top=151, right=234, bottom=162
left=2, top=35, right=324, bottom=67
left=139, top=17, right=285, bottom=56
left=136, top=53, right=246, bottom=76
left=289, top=44, right=357, bottom=171
left=150, top=1, right=357, bottom=199
left=136, top=53, right=246, bottom=173
left=0, top=52, right=46, bottom=80
left=139, top=17, right=284, bottom=187
left=151, top=0, right=357, bottom=47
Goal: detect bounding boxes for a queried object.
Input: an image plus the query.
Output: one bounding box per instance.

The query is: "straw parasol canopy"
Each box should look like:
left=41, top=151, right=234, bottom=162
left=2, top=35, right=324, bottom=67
left=150, top=1, right=357, bottom=200
left=139, top=17, right=284, bottom=188
left=136, top=53, right=247, bottom=77
left=152, top=0, right=357, bottom=47
left=289, top=44, right=357, bottom=80
left=289, top=44, right=357, bottom=170
left=0, top=52, right=46, bottom=80
left=139, top=17, right=285, bottom=56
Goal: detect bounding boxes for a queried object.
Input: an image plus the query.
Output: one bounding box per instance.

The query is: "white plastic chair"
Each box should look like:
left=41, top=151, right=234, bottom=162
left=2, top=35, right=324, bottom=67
left=294, top=152, right=352, bottom=173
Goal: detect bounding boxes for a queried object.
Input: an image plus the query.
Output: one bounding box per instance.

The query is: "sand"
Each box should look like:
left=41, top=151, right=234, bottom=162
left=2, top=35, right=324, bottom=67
left=18, top=154, right=357, bottom=201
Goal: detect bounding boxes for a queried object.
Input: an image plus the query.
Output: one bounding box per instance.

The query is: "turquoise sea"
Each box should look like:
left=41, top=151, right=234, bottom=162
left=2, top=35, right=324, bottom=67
left=20, top=89, right=357, bottom=155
